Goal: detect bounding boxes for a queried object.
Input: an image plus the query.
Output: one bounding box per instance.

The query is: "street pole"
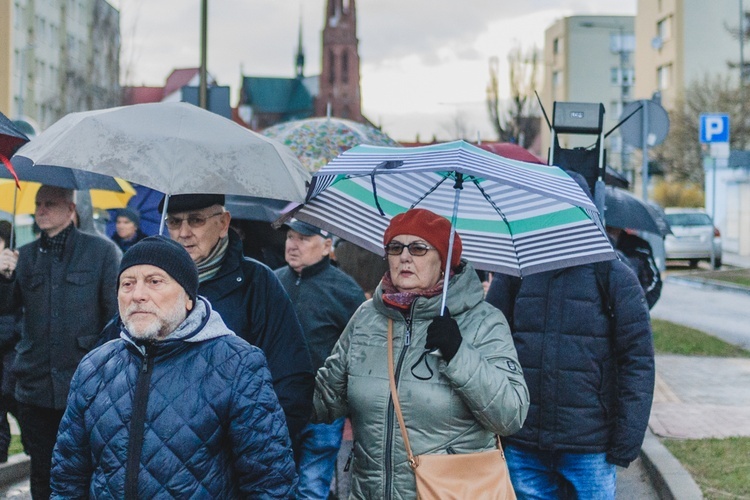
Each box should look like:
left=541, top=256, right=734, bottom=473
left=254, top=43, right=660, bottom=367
left=618, top=27, right=630, bottom=180
left=199, top=0, right=208, bottom=109
left=641, top=99, right=650, bottom=201
left=711, top=157, right=717, bottom=268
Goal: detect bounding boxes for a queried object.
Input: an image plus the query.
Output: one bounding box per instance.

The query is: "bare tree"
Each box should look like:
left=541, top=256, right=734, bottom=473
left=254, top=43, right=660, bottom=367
left=486, top=45, right=542, bottom=148
left=652, top=74, right=748, bottom=186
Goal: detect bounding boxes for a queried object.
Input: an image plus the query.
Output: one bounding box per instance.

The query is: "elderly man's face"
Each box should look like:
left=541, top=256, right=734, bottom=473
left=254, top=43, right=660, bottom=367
left=118, top=264, right=194, bottom=341
left=285, top=230, right=332, bottom=273
left=35, top=187, right=75, bottom=237
left=166, top=205, right=230, bottom=263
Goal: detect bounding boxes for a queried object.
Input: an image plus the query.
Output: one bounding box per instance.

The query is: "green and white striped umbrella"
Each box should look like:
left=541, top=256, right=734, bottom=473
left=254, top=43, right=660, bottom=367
left=291, top=140, right=615, bottom=277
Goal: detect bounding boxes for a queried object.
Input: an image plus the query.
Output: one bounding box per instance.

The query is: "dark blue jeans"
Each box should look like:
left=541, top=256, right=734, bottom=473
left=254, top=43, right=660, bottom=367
left=295, top=417, right=345, bottom=499
left=505, top=445, right=616, bottom=500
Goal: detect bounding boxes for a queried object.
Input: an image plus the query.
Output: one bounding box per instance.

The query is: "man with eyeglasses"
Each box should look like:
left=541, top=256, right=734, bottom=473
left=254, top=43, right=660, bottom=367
left=275, top=220, right=365, bottom=498
left=99, top=193, right=314, bottom=458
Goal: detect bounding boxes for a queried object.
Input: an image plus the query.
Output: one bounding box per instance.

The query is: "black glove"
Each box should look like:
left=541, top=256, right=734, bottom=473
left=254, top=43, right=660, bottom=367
left=425, top=309, right=462, bottom=363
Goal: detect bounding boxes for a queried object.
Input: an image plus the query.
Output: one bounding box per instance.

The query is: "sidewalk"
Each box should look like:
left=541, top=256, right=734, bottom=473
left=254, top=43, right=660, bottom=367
left=642, top=253, right=750, bottom=498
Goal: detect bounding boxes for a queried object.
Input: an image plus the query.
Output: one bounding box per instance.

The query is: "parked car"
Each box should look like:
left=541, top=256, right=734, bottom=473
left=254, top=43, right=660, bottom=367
left=664, top=208, right=722, bottom=269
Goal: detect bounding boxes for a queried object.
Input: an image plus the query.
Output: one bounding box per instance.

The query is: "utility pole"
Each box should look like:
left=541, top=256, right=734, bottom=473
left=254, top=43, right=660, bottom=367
left=199, top=0, right=208, bottom=109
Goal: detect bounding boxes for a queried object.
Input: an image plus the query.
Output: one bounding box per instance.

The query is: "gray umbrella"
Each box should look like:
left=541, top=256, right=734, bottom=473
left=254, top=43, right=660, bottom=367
left=13, top=102, right=311, bottom=231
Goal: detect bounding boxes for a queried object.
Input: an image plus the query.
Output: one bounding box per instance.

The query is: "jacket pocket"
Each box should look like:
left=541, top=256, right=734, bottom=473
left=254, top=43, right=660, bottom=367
left=66, top=272, right=94, bottom=285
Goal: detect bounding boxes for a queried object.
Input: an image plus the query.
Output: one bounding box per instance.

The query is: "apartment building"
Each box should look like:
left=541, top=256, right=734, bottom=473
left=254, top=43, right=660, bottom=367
left=541, top=15, right=635, bottom=173
left=635, top=0, right=744, bottom=108
left=0, top=0, right=120, bottom=133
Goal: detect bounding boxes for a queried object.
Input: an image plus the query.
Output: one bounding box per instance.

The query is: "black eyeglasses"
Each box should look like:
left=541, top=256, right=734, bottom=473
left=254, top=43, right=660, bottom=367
left=384, top=241, right=435, bottom=257
left=165, top=212, right=223, bottom=230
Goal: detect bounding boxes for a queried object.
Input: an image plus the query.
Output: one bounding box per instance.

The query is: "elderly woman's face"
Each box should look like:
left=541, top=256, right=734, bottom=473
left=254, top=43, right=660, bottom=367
left=387, top=234, right=443, bottom=294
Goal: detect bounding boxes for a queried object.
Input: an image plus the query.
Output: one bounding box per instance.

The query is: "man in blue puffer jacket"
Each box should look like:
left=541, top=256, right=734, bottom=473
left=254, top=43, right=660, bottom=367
left=51, top=236, right=297, bottom=499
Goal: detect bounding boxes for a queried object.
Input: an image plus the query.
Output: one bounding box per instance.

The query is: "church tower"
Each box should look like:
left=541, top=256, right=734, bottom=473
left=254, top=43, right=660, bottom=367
left=316, top=0, right=363, bottom=122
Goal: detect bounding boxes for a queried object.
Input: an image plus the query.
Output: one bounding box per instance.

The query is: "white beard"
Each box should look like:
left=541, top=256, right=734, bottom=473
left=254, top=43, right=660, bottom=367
left=123, top=293, right=189, bottom=341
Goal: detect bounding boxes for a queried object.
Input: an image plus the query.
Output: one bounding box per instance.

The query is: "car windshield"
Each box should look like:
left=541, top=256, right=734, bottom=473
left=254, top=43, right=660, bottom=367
left=665, top=213, right=713, bottom=226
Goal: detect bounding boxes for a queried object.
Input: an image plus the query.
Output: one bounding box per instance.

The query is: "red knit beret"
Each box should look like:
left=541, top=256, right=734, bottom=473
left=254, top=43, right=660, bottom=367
left=383, top=209, right=463, bottom=271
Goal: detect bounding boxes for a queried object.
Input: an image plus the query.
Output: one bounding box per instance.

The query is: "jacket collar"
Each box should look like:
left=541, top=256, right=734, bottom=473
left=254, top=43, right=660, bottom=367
left=287, top=256, right=331, bottom=279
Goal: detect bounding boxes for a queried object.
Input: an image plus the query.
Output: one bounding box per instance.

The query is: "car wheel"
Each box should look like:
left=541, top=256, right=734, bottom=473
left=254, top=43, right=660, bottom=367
left=688, top=259, right=699, bottom=268
left=713, top=258, right=722, bottom=269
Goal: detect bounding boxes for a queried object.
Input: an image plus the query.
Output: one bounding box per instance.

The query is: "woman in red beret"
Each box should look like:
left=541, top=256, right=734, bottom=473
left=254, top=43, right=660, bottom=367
left=311, top=208, right=529, bottom=498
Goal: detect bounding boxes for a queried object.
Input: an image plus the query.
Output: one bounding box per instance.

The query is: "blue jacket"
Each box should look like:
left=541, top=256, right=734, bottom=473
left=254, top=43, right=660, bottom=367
left=486, top=261, right=654, bottom=467
left=274, top=256, right=365, bottom=372
left=51, top=298, right=297, bottom=499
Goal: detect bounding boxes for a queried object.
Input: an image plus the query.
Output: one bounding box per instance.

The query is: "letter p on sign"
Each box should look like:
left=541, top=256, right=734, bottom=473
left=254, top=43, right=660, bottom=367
left=699, top=114, right=730, bottom=143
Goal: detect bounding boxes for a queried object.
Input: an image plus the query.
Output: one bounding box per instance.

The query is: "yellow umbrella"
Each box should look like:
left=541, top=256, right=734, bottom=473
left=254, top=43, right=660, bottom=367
left=0, top=178, right=136, bottom=214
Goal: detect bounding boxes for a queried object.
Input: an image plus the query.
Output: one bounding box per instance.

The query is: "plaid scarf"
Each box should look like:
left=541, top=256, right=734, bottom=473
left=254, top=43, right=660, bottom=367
left=39, top=223, right=74, bottom=260
left=195, top=235, right=229, bottom=283
left=380, top=270, right=445, bottom=311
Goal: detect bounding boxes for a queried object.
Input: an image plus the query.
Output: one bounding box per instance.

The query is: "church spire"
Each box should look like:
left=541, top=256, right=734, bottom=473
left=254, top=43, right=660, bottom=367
left=295, top=9, right=305, bottom=78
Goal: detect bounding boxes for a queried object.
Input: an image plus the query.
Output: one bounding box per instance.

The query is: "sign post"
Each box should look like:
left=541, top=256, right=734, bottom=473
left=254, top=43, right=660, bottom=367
left=699, top=113, right=730, bottom=269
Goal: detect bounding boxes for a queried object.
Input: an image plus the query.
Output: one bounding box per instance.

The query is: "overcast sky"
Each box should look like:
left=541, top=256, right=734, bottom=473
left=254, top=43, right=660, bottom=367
left=113, top=0, right=636, bottom=142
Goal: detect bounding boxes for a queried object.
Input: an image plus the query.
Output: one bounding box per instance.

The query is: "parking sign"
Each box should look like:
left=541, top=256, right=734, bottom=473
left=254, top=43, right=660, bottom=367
left=699, top=114, right=730, bottom=143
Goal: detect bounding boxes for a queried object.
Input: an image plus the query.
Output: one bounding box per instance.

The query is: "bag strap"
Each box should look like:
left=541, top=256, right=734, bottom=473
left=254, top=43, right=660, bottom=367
left=387, top=319, right=502, bottom=469
left=388, top=319, right=418, bottom=468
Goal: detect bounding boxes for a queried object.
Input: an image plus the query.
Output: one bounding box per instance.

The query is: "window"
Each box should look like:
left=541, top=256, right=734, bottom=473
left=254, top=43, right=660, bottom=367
left=342, top=51, right=349, bottom=84
left=657, top=64, right=672, bottom=90
left=610, top=32, right=635, bottom=54
left=657, top=16, right=672, bottom=42
left=552, top=70, right=562, bottom=88
left=552, top=37, right=560, bottom=55
left=610, top=67, right=619, bottom=85
left=328, top=49, right=335, bottom=84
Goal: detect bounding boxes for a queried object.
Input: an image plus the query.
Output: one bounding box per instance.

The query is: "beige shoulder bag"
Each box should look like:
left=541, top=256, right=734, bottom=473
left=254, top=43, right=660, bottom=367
left=387, top=319, right=516, bottom=500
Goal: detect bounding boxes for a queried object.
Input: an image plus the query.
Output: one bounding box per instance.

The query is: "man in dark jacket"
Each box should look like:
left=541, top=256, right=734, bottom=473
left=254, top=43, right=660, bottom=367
left=486, top=260, right=655, bottom=499
left=0, top=186, right=121, bottom=499
left=51, top=236, right=297, bottom=498
left=162, top=194, right=313, bottom=451
left=275, top=220, right=365, bottom=498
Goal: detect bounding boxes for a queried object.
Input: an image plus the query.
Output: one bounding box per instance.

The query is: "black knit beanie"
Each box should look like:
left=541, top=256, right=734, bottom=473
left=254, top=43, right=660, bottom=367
left=118, top=235, right=199, bottom=302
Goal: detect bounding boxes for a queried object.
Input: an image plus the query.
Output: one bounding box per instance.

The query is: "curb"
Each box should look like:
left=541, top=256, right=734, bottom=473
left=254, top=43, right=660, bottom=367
left=640, top=429, right=703, bottom=499
left=667, top=275, right=750, bottom=297
left=0, top=453, right=30, bottom=489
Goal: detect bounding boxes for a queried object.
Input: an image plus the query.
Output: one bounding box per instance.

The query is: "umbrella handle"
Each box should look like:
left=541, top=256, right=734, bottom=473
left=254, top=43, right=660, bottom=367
left=439, top=175, right=463, bottom=315
left=159, top=195, right=170, bottom=235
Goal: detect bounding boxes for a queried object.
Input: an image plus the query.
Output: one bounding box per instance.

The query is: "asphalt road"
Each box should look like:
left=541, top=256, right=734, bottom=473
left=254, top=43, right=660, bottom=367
left=651, top=276, right=750, bottom=349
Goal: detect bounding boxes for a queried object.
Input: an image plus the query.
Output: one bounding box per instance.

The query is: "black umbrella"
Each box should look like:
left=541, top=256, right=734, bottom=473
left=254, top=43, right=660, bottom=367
left=604, top=186, right=671, bottom=236
left=224, top=195, right=292, bottom=223
left=0, top=111, right=29, bottom=159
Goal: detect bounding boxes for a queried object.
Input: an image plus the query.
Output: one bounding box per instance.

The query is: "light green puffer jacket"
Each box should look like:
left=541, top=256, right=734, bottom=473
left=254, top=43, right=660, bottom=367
left=312, top=260, right=530, bottom=499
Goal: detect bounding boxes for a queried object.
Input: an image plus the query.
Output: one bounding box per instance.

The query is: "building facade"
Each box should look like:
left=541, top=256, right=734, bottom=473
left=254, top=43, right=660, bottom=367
left=541, top=15, right=635, bottom=173
left=0, top=0, right=120, bottom=132
left=635, top=0, right=744, bottom=108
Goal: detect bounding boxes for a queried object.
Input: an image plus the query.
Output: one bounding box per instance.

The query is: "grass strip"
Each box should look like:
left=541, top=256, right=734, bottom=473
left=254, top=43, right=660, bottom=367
left=662, top=437, right=750, bottom=499
left=652, top=319, right=750, bottom=357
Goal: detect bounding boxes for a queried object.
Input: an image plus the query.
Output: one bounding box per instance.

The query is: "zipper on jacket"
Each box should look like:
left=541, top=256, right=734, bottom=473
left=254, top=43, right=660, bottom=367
left=125, top=344, right=155, bottom=500
left=384, top=307, right=414, bottom=499
left=343, top=443, right=355, bottom=472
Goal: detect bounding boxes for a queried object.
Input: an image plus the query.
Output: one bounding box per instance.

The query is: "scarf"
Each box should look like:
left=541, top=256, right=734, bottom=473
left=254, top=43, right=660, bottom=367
left=380, top=270, right=445, bottom=312
left=195, top=235, right=229, bottom=283
left=40, top=223, right=74, bottom=260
